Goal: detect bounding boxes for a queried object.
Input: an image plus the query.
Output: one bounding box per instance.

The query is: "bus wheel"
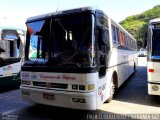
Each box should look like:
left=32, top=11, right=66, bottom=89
left=105, top=77, right=115, bottom=103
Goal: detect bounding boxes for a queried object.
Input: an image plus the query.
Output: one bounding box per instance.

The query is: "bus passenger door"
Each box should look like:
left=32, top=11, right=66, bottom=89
left=96, top=26, right=111, bottom=106
left=97, top=26, right=110, bottom=78
left=96, top=13, right=111, bottom=107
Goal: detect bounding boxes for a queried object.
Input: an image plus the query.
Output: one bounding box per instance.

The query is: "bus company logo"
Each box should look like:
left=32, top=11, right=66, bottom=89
left=40, top=74, right=76, bottom=80
left=62, top=74, right=76, bottom=80
left=22, top=73, right=29, bottom=78
left=40, top=74, right=61, bottom=80
left=98, top=83, right=106, bottom=101
left=3, top=66, right=13, bottom=71
left=31, top=75, right=37, bottom=79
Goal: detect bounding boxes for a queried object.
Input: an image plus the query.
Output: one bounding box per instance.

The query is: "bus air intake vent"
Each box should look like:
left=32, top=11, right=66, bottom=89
left=33, top=82, right=68, bottom=89
left=33, top=82, right=46, bottom=87
left=50, top=83, right=68, bottom=89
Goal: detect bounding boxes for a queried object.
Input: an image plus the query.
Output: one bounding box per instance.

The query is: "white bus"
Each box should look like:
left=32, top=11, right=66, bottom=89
left=20, top=7, right=137, bottom=110
left=0, top=27, right=25, bottom=86
left=147, top=18, right=160, bottom=96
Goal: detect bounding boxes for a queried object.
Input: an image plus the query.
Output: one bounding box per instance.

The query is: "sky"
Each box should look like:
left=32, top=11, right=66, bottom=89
left=0, top=0, right=159, bottom=29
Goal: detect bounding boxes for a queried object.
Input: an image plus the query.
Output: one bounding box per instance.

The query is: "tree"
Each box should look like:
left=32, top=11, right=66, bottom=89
left=120, top=5, right=160, bottom=48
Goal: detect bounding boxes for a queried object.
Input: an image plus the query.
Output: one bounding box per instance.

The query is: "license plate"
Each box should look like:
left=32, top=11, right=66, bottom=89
left=43, top=93, right=55, bottom=100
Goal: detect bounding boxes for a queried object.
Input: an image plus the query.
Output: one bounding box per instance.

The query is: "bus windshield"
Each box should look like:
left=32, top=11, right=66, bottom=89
left=0, top=29, right=24, bottom=59
left=26, top=13, right=95, bottom=67
left=152, top=29, right=160, bottom=56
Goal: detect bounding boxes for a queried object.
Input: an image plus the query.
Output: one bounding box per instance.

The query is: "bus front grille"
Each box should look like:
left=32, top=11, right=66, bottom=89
left=33, top=82, right=46, bottom=87
left=32, top=81, right=68, bottom=89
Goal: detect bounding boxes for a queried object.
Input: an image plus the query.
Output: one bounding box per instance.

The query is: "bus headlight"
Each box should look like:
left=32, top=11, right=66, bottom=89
left=152, top=85, right=159, bottom=91
left=88, top=84, right=95, bottom=91
left=72, top=85, right=85, bottom=91
left=79, top=85, right=85, bottom=90
left=71, top=84, right=95, bottom=91
left=72, top=85, right=78, bottom=90
left=22, top=81, right=31, bottom=85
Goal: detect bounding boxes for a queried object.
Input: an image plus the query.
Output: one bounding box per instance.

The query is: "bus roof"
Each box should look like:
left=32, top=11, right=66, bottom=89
left=25, top=6, right=136, bottom=41
left=149, top=18, right=160, bottom=24
left=0, top=26, right=25, bottom=31
left=26, top=6, right=101, bottom=23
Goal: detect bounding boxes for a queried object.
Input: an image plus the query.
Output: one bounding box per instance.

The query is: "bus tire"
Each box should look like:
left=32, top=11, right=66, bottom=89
left=105, top=76, right=115, bottom=103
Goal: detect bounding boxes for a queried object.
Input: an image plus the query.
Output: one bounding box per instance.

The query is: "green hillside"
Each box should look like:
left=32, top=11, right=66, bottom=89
left=120, top=5, right=160, bottom=48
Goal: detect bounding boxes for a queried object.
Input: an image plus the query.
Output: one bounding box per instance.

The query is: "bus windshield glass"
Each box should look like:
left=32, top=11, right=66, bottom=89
left=26, top=13, right=95, bottom=67
left=152, top=29, right=160, bottom=56
left=0, top=29, right=24, bottom=59
left=1, top=30, right=19, bottom=40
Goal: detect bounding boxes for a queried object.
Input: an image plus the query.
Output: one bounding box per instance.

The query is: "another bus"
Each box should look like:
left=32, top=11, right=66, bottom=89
left=0, top=27, right=25, bottom=86
left=147, top=18, right=160, bottom=96
left=20, top=7, right=137, bottom=110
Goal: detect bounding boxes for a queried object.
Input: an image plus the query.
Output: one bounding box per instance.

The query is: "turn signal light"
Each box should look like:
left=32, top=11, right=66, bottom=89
left=72, top=85, right=78, bottom=90
left=88, top=84, right=95, bottom=91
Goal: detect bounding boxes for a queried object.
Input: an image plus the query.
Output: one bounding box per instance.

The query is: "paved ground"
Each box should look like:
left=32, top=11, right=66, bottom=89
left=99, top=57, right=160, bottom=114
left=0, top=57, right=160, bottom=120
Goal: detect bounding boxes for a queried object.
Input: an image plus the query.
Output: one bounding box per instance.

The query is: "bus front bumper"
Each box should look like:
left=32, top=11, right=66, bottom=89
left=148, top=82, right=160, bottom=96
left=20, top=86, right=97, bottom=110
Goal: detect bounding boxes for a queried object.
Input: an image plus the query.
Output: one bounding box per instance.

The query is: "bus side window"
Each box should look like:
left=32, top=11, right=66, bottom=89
left=112, top=25, right=121, bottom=47
left=119, top=31, right=123, bottom=46
left=123, top=33, right=126, bottom=47
left=111, top=25, right=116, bottom=45
left=115, top=27, right=120, bottom=44
left=125, top=36, right=129, bottom=48
left=119, top=31, right=126, bottom=48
